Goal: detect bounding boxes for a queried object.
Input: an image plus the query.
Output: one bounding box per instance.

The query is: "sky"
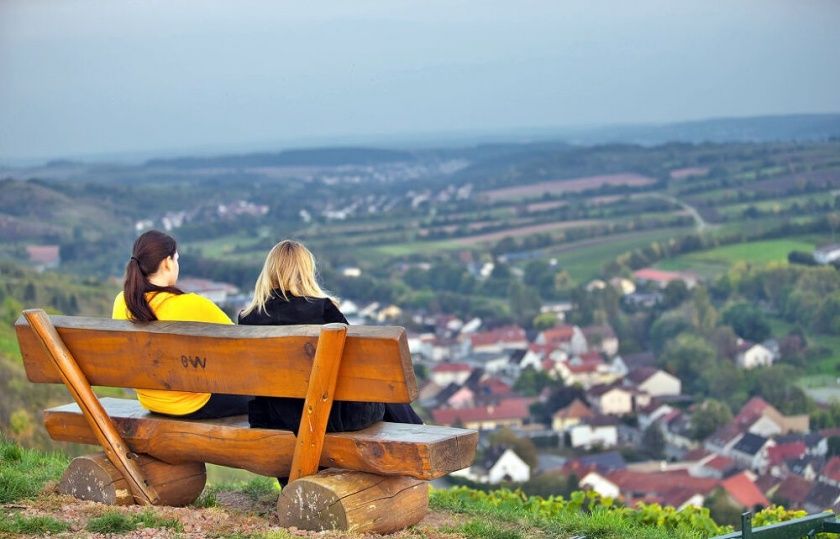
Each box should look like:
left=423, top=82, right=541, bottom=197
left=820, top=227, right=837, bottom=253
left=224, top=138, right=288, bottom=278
left=1, top=0, right=839, bottom=162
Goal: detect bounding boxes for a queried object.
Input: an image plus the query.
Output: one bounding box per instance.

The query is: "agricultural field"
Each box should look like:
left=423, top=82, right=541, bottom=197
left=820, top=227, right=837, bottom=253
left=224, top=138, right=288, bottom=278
left=480, top=172, right=656, bottom=202
left=656, top=239, right=817, bottom=277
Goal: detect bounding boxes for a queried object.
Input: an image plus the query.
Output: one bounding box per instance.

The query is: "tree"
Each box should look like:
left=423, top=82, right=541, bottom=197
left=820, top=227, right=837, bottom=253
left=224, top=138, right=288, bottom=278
left=508, top=281, right=541, bottom=327
left=487, top=427, right=538, bottom=469
left=722, top=303, right=771, bottom=343
left=690, top=399, right=733, bottom=441
left=660, top=333, right=717, bottom=395
left=649, top=312, right=691, bottom=354
left=23, top=282, right=36, bottom=302
left=705, top=488, right=743, bottom=528
left=663, top=280, right=689, bottom=309
left=641, top=424, right=665, bottom=460
left=513, top=366, right=553, bottom=397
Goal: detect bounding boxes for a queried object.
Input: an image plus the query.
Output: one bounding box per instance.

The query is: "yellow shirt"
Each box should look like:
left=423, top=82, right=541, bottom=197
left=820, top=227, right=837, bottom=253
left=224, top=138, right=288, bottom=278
left=112, top=291, right=233, bottom=415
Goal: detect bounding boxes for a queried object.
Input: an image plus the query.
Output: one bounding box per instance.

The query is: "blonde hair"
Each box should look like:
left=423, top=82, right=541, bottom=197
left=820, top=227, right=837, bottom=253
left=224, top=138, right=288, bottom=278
left=241, top=240, right=336, bottom=316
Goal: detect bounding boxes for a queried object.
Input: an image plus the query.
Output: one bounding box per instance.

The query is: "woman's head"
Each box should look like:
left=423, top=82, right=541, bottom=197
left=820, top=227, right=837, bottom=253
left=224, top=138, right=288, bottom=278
left=123, top=230, right=183, bottom=322
left=242, top=240, right=332, bottom=316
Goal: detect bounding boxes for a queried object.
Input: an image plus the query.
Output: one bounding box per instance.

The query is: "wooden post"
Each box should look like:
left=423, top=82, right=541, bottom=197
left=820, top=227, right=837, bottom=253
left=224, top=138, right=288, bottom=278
left=22, top=309, right=159, bottom=505
left=288, top=323, right=347, bottom=482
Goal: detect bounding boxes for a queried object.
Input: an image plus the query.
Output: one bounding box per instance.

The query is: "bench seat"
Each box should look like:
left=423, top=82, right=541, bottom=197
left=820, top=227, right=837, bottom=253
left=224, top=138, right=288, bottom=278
left=45, top=397, right=477, bottom=481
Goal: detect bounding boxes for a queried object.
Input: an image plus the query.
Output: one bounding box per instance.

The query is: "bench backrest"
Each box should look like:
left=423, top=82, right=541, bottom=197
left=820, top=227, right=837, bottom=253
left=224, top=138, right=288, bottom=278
left=16, top=315, right=417, bottom=403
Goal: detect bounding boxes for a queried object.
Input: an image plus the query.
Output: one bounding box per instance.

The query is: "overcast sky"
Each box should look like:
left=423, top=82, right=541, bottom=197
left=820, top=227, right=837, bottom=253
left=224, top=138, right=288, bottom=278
left=1, top=0, right=839, bottom=162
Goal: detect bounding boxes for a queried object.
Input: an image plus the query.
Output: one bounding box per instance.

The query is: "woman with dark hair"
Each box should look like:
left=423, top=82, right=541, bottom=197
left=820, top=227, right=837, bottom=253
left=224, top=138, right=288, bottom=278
left=112, top=230, right=251, bottom=419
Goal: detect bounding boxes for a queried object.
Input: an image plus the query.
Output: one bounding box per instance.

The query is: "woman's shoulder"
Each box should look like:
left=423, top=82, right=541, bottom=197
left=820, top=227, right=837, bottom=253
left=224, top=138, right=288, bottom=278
left=155, top=293, right=232, bottom=324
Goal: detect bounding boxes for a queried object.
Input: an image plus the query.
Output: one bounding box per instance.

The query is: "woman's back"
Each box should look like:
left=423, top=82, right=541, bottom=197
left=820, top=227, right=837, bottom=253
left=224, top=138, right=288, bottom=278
left=238, top=293, right=346, bottom=326
left=112, top=290, right=232, bottom=414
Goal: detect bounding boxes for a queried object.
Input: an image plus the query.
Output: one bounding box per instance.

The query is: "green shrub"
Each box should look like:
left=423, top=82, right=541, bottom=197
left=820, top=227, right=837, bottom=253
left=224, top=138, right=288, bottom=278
left=192, top=485, right=219, bottom=508
left=241, top=476, right=279, bottom=501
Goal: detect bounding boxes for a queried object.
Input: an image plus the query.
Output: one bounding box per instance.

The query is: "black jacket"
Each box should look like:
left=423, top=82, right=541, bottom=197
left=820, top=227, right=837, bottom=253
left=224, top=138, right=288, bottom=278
left=238, top=293, right=348, bottom=326
left=238, top=291, right=385, bottom=432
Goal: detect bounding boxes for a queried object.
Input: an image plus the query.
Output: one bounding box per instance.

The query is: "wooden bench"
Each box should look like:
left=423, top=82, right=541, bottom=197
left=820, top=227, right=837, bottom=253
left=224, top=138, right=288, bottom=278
left=15, top=309, right=478, bottom=534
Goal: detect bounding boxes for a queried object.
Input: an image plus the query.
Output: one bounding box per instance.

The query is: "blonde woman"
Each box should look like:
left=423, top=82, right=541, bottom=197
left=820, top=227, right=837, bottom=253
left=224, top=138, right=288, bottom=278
left=239, top=240, right=422, bottom=434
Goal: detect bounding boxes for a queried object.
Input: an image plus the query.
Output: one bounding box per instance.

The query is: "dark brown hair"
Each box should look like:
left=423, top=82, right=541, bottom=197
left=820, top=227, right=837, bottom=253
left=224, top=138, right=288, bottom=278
left=124, top=230, right=183, bottom=322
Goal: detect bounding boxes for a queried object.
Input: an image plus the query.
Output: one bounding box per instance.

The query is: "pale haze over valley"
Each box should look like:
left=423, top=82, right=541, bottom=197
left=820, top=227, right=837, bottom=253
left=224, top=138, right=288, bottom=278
left=1, top=0, right=839, bottom=162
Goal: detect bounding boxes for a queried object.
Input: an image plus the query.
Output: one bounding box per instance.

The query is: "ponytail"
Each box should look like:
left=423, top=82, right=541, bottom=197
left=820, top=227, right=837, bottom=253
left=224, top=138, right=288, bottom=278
left=123, top=230, right=183, bottom=322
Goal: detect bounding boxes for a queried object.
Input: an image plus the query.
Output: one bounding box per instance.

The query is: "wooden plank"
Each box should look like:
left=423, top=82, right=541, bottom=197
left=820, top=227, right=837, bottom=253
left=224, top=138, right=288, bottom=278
left=44, top=398, right=478, bottom=481
left=16, top=315, right=416, bottom=403
left=289, top=324, right=346, bottom=481
left=22, top=309, right=158, bottom=505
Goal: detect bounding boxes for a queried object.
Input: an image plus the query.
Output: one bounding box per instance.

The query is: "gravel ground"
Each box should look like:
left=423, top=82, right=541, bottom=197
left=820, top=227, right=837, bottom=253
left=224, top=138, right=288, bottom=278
left=1, top=488, right=468, bottom=539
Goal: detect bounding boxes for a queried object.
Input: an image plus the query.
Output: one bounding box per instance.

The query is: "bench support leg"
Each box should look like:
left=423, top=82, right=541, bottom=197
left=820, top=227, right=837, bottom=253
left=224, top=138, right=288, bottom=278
left=57, top=452, right=206, bottom=507
left=276, top=468, right=428, bottom=534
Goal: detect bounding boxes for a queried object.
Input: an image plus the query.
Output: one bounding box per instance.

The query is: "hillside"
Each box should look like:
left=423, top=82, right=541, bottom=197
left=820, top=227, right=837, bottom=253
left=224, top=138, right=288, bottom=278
left=0, top=261, right=120, bottom=450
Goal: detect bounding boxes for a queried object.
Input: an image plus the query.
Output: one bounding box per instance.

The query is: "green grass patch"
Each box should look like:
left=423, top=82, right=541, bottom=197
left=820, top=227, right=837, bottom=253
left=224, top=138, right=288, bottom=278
left=0, top=511, right=70, bottom=534
left=206, top=464, right=268, bottom=486
left=86, top=511, right=137, bottom=534
left=0, top=436, right=69, bottom=503
left=369, top=238, right=464, bottom=257
left=241, top=476, right=280, bottom=501
left=657, top=239, right=816, bottom=277
left=86, top=509, right=183, bottom=534
left=442, top=519, right=527, bottom=539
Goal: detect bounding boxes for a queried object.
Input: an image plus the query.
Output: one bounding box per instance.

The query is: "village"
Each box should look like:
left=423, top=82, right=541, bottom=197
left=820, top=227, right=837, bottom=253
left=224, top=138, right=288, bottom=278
left=360, top=261, right=840, bottom=519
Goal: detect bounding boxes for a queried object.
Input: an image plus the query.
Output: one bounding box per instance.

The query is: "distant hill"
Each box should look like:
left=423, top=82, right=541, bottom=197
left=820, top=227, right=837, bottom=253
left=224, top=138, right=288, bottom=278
left=144, top=147, right=418, bottom=169
left=559, top=113, right=840, bottom=146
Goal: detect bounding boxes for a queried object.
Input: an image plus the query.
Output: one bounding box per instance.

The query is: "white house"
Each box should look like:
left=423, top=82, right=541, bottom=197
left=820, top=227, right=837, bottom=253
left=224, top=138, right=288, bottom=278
left=452, top=447, right=531, bottom=484
left=588, top=384, right=634, bottom=416
left=430, top=363, right=473, bottom=386
left=736, top=342, right=774, bottom=369
left=625, top=367, right=681, bottom=397
left=814, top=244, right=840, bottom=265
left=579, top=471, right=621, bottom=498
left=535, top=325, right=588, bottom=356
left=569, top=417, right=619, bottom=449
left=487, top=448, right=531, bottom=484
left=551, top=398, right=594, bottom=432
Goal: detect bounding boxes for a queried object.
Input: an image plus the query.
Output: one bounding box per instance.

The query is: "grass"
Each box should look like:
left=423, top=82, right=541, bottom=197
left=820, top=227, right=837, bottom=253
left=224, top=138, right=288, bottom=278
left=657, top=239, right=816, bottom=277
left=442, top=519, right=528, bottom=539
left=0, top=511, right=70, bottom=534
left=542, top=227, right=694, bottom=282
left=0, top=435, right=69, bottom=503
left=429, top=488, right=717, bottom=539
left=86, top=508, right=183, bottom=534
left=368, top=238, right=465, bottom=257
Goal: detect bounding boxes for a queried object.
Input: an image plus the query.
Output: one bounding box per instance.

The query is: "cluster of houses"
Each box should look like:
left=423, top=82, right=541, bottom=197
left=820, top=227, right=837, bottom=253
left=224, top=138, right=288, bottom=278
left=574, top=394, right=840, bottom=514
left=411, top=308, right=837, bottom=514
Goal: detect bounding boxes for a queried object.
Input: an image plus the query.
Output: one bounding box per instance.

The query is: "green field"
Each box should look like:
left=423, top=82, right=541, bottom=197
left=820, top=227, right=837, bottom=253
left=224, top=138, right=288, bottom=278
left=542, top=227, right=694, bottom=283
left=656, top=238, right=816, bottom=277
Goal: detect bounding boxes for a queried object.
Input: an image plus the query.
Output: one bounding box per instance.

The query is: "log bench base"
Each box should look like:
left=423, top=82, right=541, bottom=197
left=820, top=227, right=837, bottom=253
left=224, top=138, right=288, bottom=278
left=277, top=468, right=429, bottom=534
left=57, top=452, right=206, bottom=506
